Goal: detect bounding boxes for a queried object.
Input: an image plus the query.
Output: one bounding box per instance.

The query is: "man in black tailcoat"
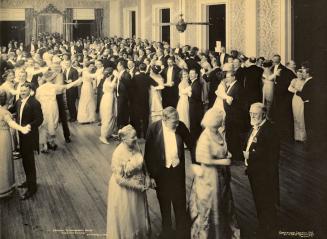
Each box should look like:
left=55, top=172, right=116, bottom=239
left=161, top=57, right=181, bottom=108
left=144, top=107, right=195, bottom=239
left=64, top=60, right=79, bottom=122
left=272, top=54, right=296, bottom=139
left=130, top=63, right=150, bottom=138
left=243, top=103, right=280, bottom=239
left=189, top=68, right=204, bottom=145
left=16, top=83, right=43, bottom=200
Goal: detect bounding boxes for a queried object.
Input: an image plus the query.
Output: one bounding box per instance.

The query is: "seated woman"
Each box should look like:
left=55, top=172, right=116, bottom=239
left=189, top=109, right=240, bottom=239
left=107, top=125, right=151, bottom=239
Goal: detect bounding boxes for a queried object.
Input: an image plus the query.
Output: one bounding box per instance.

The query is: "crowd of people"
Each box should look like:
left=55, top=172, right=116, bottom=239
left=0, top=33, right=315, bottom=239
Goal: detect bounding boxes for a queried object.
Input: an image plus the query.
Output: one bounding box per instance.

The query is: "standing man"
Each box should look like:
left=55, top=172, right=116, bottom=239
left=64, top=60, right=79, bottom=122
left=272, top=54, right=296, bottom=140
left=296, top=67, right=314, bottom=151
left=223, top=71, right=245, bottom=162
left=16, top=83, right=43, bottom=200
left=130, top=63, right=150, bottom=139
left=161, top=57, right=181, bottom=108
left=243, top=103, right=280, bottom=239
left=144, top=107, right=195, bottom=239
left=189, top=68, right=204, bottom=145
left=116, top=59, right=131, bottom=129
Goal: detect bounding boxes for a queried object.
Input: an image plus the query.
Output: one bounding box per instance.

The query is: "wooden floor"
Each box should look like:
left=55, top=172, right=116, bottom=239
left=1, top=122, right=326, bottom=239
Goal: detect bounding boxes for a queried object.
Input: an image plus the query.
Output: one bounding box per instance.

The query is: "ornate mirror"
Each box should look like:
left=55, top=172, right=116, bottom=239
left=36, top=4, right=63, bottom=36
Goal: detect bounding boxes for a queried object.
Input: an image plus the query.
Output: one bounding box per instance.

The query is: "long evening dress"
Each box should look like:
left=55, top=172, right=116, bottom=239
left=189, top=128, right=240, bottom=239
left=100, top=76, right=117, bottom=139
left=288, top=78, right=306, bottom=141
left=107, top=143, right=151, bottom=239
left=149, top=73, right=164, bottom=124
left=262, top=72, right=276, bottom=120
left=36, top=82, right=59, bottom=145
left=77, top=70, right=97, bottom=123
left=0, top=107, right=15, bottom=198
left=176, top=79, right=191, bottom=129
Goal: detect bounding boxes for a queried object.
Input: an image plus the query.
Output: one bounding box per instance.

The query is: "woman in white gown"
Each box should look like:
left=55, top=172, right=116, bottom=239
left=76, top=62, right=97, bottom=124
left=288, top=69, right=307, bottom=142
left=99, top=68, right=118, bottom=144
left=36, top=71, right=60, bottom=153
left=176, top=70, right=191, bottom=129
left=262, top=60, right=281, bottom=120
left=149, top=65, right=164, bottom=124
left=107, top=125, right=151, bottom=239
left=212, top=76, right=231, bottom=119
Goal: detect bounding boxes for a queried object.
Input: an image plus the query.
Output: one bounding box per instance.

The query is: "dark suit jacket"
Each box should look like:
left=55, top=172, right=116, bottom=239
left=244, top=65, right=264, bottom=108
left=203, top=67, right=223, bottom=107
left=16, top=97, right=43, bottom=152
left=64, top=67, right=79, bottom=97
left=274, top=64, right=296, bottom=103
left=161, top=65, right=181, bottom=108
left=223, top=81, right=245, bottom=126
left=235, top=67, right=246, bottom=88
left=117, top=70, right=132, bottom=101
left=244, top=120, right=279, bottom=186
left=218, top=53, right=230, bottom=66
left=144, top=120, right=195, bottom=179
left=130, top=72, right=150, bottom=117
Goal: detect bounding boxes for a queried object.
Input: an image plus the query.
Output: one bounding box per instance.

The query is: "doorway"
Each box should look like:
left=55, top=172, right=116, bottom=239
left=293, top=0, right=313, bottom=66
left=160, top=8, right=170, bottom=44
left=208, top=4, right=226, bottom=51
left=72, top=20, right=95, bottom=40
left=0, top=21, right=25, bottom=46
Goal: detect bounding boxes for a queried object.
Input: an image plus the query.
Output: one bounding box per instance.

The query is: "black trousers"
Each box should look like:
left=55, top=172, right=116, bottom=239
left=66, top=90, right=77, bottom=121
left=304, top=103, right=314, bottom=148
left=117, top=97, right=130, bottom=129
left=131, top=112, right=149, bottom=139
left=56, top=94, right=70, bottom=140
left=225, top=121, right=244, bottom=162
left=156, top=165, right=187, bottom=238
left=248, top=173, right=278, bottom=239
left=20, top=148, right=37, bottom=192
left=189, top=103, right=203, bottom=145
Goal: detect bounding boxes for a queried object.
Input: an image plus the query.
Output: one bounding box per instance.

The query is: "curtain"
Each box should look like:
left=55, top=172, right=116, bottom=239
left=64, top=8, right=73, bottom=41
left=94, top=8, right=104, bottom=38
left=25, top=8, right=34, bottom=46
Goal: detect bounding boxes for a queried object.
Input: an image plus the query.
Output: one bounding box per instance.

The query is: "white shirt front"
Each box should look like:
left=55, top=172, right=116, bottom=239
left=167, top=66, right=173, bottom=85
left=245, top=119, right=266, bottom=152
left=273, top=64, right=280, bottom=74
left=227, top=80, right=237, bottom=94
left=19, top=96, right=30, bottom=125
left=162, top=122, right=180, bottom=168
left=116, top=70, right=126, bottom=96
left=220, top=53, right=225, bottom=65
left=66, top=67, right=71, bottom=81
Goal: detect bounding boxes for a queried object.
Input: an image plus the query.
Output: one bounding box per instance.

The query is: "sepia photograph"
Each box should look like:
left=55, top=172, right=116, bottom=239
left=0, top=0, right=326, bottom=238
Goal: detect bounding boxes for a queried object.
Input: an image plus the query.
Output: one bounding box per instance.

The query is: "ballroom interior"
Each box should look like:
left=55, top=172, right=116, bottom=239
left=0, top=0, right=326, bottom=239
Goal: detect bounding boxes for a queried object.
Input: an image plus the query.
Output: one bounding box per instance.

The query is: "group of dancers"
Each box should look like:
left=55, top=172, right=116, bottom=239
left=0, top=33, right=315, bottom=238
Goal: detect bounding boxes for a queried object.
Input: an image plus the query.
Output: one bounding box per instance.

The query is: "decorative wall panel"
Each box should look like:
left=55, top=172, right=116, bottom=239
left=230, top=0, right=246, bottom=53
left=257, top=0, right=281, bottom=58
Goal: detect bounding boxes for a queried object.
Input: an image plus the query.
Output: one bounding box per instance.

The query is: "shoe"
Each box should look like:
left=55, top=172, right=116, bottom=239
left=69, top=119, right=76, bottom=122
left=98, top=122, right=102, bottom=126
left=41, top=149, right=49, bottom=154
left=65, top=138, right=71, bottom=143
left=18, top=182, right=28, bottom=188
left=20, top=189, right=36, bottom=200
left=99, top=137, right=110, bottom=145
left=13, top=151, right=20, bottom=156
left=48, top=144, right=58, bottom=151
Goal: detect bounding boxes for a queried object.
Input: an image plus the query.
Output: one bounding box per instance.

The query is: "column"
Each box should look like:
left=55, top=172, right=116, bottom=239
left=244, top=0, right=257, bottom=57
